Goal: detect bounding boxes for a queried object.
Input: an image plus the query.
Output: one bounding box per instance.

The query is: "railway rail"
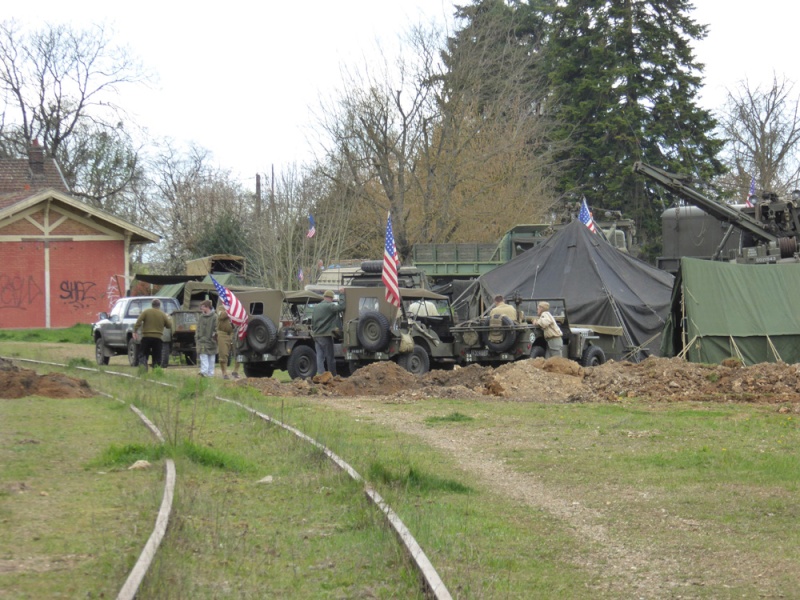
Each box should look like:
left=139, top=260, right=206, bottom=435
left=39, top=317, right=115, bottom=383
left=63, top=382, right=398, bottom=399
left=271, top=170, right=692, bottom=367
left=4, top=357, right=452, bottom=599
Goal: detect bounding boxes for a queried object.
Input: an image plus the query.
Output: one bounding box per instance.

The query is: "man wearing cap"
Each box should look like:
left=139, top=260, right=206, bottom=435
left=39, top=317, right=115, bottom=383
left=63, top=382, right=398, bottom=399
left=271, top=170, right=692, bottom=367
left=532, top=301, right=563, bottom=358
left=311, top=288, right=345, bottom=376
left=489, top=295, right=519, bottom=320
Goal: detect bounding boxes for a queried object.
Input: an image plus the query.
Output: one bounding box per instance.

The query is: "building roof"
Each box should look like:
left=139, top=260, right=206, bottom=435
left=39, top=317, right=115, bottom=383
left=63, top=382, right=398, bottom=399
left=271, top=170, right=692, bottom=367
left=0, top=142, right=69, bottom=201
left=0, top=141, right=157, bottom=245
left=0, top=187, right=159, bottom=244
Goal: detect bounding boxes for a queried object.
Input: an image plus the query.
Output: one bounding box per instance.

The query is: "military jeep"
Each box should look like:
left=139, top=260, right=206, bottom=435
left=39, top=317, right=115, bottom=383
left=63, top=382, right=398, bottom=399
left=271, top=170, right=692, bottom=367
left=235, top=289, right=325, bottom=379
left=449, top=300, right=535, bottom=365
left=342, top=287, right=456, bottom=375
left=516, top=298, right=616, bottom=366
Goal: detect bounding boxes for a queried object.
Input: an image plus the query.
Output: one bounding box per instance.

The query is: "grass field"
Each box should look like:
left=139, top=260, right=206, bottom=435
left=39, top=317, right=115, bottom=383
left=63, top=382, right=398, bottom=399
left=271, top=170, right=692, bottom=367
left=1, top=340, right=799, bottom=599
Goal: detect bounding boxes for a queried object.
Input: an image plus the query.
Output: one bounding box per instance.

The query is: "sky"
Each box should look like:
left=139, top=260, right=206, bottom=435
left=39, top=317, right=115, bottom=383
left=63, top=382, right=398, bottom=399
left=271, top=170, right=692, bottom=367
left=8, top=1, right=799, bottom=190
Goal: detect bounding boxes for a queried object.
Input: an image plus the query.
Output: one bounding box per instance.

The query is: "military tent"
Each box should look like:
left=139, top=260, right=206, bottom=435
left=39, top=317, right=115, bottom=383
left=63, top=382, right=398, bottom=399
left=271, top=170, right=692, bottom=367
left=457, top=220, right=675, bottom=358
left=661, top=257, right=800, bottom=364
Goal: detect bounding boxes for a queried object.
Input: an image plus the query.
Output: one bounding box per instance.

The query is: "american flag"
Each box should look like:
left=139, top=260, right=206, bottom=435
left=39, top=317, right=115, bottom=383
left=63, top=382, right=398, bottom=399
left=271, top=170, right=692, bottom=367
left=745, top=176, right=756, bottom=208
left=307, top=214, right=316, bottom=238
left=211, top=276, right=249, bottom=340
left=382, top=212, right=401, bottom=308
left=578, top=197, right=598, bottom=233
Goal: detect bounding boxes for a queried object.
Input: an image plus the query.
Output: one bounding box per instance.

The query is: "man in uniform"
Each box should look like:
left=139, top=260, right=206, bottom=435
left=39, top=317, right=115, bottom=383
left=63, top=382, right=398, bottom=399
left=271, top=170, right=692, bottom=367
left=133, top=298, right=173, bottom=371
left=311, top=289, right=345, bottom=376
left=531, top=301, right=563, bottom=358
left=216, top=303, right=240, bottom=380
left=489, top=294, right=519, bottom=320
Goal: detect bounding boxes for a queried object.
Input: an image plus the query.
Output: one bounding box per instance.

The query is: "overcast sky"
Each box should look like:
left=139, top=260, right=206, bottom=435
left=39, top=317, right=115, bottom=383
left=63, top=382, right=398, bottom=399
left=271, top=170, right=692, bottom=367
left=8, top=1, right=798, bottom=190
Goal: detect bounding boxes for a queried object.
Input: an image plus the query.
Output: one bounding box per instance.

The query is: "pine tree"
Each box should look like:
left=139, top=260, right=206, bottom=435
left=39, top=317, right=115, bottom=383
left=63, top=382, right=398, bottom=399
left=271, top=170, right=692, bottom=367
left=541, top=0, right=724, bottom=254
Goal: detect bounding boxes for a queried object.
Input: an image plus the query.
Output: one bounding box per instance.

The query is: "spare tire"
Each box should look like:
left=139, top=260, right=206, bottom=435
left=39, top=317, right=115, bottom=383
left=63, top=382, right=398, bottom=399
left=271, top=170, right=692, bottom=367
left=360, top=260, right=385, bottom=273
left=246, top=315, right=278, bottom=353
left=482, top=315, right=518, bottom=353
left=357, top=310, right=391, bottom=352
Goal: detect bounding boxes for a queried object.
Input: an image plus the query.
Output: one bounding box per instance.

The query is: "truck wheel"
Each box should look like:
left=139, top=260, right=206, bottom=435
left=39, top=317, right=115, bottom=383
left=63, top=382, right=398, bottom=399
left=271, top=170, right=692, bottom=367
left=95, top=338, right=109, bottom=365
left=287, top=345, right=316, bottom=379
left=243, top=362, right=274, bottom=378
left=160, top=342, right=171, bottom=368
left=247, top=316, right=277, bottom=353
left=483, top=316, right=518, bottom=353
left=530, top=345, right=546, bottom=359
left=360, top=260, right=384, bottom=273
left=184, top=351, right=197, bottom=366
left=357, top=311, right=391, bottom=352
left=127, top=338, right=139, bottom=367
left=398, top=344, right=430, bottom=375
left=581, top=345, right=605, bottom=367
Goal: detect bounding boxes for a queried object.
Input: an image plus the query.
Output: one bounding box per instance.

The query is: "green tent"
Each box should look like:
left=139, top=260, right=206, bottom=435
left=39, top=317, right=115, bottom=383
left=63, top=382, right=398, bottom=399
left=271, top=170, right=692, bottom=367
left=661, top=258, right=800, bottom=364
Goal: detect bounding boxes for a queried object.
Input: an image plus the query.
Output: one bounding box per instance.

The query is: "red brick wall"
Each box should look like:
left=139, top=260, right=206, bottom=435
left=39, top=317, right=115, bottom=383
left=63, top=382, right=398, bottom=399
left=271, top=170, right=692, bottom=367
left=0, top=239, right=125, bottom=328
left=0, top=241, right=46, bottom=328
left=50, top=240, right=125, bottom=327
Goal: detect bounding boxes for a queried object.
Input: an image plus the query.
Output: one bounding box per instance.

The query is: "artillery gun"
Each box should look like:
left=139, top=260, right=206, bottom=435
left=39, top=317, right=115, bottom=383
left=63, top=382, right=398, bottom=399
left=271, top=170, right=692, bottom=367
left=633, top=161, right=800, bottom=264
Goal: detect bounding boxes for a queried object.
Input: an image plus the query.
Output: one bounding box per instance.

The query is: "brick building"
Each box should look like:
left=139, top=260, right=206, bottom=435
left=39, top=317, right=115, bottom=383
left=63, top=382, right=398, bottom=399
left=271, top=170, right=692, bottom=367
left=0, top=142, right=158, bottom=328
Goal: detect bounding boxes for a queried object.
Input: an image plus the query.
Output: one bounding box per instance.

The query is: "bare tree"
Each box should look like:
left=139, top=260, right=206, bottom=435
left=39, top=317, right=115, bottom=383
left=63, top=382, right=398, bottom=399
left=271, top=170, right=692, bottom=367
left=146, top=142, right=251, bottom=273
left=718, top=75, right=800, bottom=198
left=0, top=20, right=148, bottom=206
left=315, top=18, right=562, bottom=260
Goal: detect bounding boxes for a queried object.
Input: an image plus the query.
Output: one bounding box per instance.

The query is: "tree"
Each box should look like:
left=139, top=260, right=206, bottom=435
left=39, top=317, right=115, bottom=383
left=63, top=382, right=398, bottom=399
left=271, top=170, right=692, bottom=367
left=316, top=16, right=562, bottom=259
left=146, top=142, right=251, bottom=274
left=0, top=20, right=148, bottom=207
left=516, top=0, right=725, bottom=253
left=718, top=76, right=800, bottom=199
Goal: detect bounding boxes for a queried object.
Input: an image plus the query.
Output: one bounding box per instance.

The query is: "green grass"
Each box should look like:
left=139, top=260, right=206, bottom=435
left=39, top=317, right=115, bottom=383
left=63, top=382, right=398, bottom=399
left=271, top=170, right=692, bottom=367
left=3, top=345, right=800, bottom=598
left=424, top=411, right=474, bottom=424
left=0, top=323, right=92, bottom=344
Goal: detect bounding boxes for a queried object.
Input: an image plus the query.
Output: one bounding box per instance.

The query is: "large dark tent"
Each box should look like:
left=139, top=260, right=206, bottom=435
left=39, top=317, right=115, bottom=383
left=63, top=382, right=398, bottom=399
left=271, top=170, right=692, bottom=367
left=459, top=220, right=675, bottom=357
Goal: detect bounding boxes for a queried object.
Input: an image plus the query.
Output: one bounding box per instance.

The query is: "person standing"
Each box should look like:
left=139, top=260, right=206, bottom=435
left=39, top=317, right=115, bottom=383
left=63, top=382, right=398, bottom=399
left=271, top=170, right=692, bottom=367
left=532, top=301, right=563, bottom=358
left=196, top=299, right=218, bottom=377
left=311, top=289, right=345, bottom=376
left=133, top=298, right=172, bottom=371
left=216, top=303, right=240, bottom=380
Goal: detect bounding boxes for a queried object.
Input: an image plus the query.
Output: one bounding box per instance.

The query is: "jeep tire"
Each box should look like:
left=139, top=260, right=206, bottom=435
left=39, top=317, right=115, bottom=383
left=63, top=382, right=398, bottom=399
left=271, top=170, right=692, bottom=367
left=581, top=345, right=605, bottom=367
left=483, top=315, right=518, bottom=353
left=287, top=345, right=316, bottom=379
left=243, top=362, right=274, bottom=378
left=397, top=344, right=430, bottom=375
left=357, top=310, right=391, bottom=352
left=247, top=316, right=278, bottom=353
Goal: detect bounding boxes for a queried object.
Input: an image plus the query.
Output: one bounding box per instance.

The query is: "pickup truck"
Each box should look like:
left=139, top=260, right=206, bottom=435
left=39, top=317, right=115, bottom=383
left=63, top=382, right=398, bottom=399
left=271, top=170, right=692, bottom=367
left=92, top=296, right=182, bottom=367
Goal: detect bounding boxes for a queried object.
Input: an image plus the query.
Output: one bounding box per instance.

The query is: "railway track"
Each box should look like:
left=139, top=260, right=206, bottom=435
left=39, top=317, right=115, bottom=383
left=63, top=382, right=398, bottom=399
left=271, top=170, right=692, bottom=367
left=5, top=357, right=452, bottom=599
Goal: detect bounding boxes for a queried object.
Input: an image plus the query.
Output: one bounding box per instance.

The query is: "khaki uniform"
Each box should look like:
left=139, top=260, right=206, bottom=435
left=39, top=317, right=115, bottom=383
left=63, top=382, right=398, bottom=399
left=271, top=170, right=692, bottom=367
left=490, top=302, right=518, bottom=321
left=533, top=310, right=563, bottom=358
left=216, top=306, right=239, bottom=376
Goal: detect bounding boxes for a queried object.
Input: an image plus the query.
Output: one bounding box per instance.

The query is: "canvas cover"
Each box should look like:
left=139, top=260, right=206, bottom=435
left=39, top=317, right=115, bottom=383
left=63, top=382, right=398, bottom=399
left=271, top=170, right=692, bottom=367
left=464, top=220, right=674, bottom=356
left=661, top=257, right=800, bottom=364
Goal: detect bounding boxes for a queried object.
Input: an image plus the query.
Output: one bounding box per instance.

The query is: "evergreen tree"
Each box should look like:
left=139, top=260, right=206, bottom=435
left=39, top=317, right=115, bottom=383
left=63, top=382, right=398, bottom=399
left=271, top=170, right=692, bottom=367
left=541, top=0, right=724, bottom=253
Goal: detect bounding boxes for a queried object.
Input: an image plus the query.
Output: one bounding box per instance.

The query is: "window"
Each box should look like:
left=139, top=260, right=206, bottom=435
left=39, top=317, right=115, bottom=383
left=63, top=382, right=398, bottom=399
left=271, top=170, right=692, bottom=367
left=249, top=302, right=264, bottom=316
left=358, top=297, right=380, bottom=314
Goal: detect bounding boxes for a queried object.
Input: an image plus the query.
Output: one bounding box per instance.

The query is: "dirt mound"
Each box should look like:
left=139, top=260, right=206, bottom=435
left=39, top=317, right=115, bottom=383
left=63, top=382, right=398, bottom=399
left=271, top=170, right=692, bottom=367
left=0, top=358, right=95, bottom=399
left=241, top=355, right=800, bottom=405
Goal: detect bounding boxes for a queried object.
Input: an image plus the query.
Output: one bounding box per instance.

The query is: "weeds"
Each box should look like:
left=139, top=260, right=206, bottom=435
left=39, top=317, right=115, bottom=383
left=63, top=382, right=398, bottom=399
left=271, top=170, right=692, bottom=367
left=368, top=462, right=472, bottom=494
left=424, top=411, right=474, bottom=424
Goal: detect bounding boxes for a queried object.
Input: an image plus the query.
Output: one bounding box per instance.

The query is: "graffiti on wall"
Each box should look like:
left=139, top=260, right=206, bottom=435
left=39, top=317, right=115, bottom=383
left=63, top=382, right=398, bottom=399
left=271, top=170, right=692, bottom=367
left=59, top=279, right=97, bottom=309
left=0, top=274, right=43, bottom=310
